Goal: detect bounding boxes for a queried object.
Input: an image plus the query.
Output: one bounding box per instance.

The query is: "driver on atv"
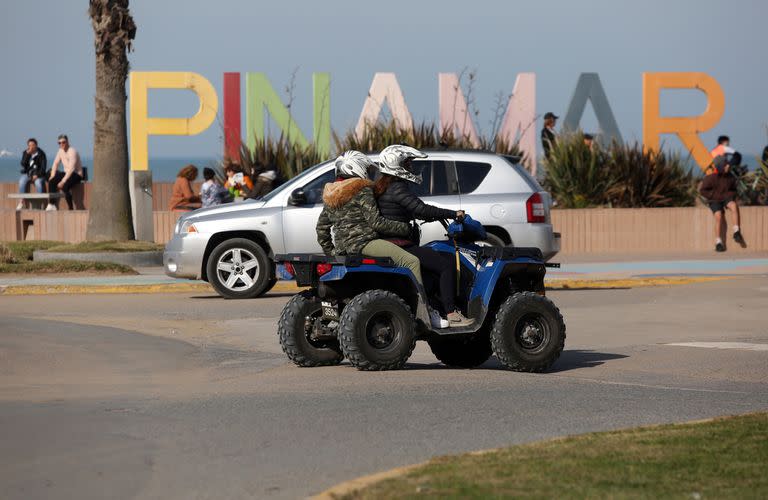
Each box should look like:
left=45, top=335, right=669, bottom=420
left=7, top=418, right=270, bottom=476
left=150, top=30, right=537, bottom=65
left=315, top=150, right=424, bottom=285
left=374, top=145, right=473, bottom=328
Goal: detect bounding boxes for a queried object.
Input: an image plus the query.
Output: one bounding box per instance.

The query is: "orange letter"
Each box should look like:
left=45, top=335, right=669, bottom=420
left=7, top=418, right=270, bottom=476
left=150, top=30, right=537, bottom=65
left=643, top=72, right=724, bottom=171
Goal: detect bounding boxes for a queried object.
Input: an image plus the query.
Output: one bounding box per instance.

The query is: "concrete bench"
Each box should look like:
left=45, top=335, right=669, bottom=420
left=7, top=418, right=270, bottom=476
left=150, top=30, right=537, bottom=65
left=9, top=193, right=65, bottom=210
left=9, top=182, right=86, bottom=210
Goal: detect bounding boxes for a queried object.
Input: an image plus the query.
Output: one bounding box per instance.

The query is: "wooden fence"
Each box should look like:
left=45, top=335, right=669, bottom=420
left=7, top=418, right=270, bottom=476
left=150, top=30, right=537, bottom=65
left=1, top=181, right=201, bottom=212
left=2, top=205, right=767, bottom=254
left=550, top=207, right=768, bottom=254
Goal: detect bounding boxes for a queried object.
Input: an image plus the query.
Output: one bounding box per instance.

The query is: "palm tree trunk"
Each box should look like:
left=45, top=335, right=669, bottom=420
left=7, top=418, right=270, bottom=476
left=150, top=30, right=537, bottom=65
left=86, top=0, right=136, bottom=241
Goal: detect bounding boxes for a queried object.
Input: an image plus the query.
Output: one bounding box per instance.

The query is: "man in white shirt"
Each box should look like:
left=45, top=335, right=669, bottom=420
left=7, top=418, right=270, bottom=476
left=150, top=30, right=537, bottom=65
left=47, top=134, right=84, bottom=210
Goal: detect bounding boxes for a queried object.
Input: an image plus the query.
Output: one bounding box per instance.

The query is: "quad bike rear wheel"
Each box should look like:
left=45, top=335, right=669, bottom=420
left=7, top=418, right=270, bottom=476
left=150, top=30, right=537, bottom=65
left=338, top=290, right=416, bottom=371
left=490, top=291, right=565, bottom=372
left=278, top=290, right=343, bottom=367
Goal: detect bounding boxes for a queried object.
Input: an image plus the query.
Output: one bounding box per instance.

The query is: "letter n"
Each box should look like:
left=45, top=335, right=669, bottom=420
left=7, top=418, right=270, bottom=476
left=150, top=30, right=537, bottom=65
left=497, top=73, right=536, bottom=174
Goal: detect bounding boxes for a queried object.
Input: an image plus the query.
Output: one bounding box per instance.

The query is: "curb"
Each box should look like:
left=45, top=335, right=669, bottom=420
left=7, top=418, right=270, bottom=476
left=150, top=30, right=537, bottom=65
left=313, top=463, right=425, bottom=499
left=0, top=281, right=305, bottom=296
left=0, top=276, right=727, bottom=296
left=33, top=250, right=164, bottom=267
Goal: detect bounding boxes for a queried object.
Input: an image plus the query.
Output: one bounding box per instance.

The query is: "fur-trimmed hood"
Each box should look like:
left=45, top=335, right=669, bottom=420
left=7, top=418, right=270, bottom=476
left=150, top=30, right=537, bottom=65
left=322, top=178, right=373, bottom=209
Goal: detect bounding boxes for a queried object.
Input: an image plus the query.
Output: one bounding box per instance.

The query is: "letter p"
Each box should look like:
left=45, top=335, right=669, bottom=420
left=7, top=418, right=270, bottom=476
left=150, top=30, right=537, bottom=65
left=129, top=72, right=218, bottom=171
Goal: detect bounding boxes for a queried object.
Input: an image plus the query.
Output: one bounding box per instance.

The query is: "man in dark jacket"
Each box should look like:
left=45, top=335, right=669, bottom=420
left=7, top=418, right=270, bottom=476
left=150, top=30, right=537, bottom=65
left=541, top=112, right=558, bottom=159
left=375, top=145, right=471, bottom=328
left=17, top=138, right=47, bottom=209
left=700, top=155, right=745, bottom=252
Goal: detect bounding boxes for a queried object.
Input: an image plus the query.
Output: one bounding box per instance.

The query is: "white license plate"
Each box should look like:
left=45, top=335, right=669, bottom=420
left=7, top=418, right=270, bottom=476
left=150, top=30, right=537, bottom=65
left=321, top=301, right=339, bottom=320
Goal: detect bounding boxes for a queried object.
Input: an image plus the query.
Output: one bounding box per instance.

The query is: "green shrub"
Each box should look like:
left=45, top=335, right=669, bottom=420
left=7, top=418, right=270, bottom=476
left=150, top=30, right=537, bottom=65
left=605, top=141, right=697, bottom=208
left=543, top=134, right=697, bottom=208
left=542, top=134, right=612, bottom=208
left=236, top=136, right=325, bottom=180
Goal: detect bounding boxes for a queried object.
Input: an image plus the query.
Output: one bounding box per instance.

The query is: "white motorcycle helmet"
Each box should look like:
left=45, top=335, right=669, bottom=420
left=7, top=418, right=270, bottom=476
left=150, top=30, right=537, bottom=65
left=335, top=150, right=375, bottom=179
left=378, top=145, right=428, bottom=184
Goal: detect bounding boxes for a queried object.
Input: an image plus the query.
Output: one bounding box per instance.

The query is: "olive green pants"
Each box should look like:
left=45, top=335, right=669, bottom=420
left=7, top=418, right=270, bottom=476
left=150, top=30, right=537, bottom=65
left=361, top=239, right=423, bottom=285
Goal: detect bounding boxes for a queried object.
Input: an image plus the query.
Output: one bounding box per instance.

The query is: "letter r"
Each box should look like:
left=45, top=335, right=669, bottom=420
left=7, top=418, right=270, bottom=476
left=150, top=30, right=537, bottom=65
left=642, top=72, right=724, bottom=171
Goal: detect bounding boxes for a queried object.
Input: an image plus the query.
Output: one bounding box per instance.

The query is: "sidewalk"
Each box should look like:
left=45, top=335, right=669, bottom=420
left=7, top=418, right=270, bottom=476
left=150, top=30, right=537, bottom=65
left=1, top=255, right=767, bottom=295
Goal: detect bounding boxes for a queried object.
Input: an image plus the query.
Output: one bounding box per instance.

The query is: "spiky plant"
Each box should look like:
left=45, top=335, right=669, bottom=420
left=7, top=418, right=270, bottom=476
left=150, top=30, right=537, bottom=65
left=605, top=142, right=697, bottom=207
left=334, top=117, right=523, bottom=157
left=236, top=136, right=324, bottom=181
left=542, top=133, right=611, bottom=208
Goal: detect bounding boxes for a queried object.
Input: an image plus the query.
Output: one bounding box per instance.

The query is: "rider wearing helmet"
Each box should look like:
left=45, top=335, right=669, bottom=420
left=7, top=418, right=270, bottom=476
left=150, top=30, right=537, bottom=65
left=316, top=150, right=423, bottom=284
left=374, top=145, right=472, bottom=328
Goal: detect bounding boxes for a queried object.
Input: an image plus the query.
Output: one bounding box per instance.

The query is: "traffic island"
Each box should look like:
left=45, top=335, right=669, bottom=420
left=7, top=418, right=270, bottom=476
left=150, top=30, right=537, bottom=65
left=33, top=240, right=164, bottom=267
left=316, top=412, right=768, bottom=499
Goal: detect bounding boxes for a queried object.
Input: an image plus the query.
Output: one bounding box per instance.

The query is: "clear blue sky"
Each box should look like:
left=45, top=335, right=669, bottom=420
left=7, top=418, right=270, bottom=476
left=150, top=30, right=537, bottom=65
left=1, top=0, right=766, bottom=160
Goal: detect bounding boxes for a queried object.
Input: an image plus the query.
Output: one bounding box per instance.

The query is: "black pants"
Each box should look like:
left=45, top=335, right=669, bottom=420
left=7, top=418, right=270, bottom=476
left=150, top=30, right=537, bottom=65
left=49, top=171, right=82, bottom=209
left=407, top=246, right=456, bottom=314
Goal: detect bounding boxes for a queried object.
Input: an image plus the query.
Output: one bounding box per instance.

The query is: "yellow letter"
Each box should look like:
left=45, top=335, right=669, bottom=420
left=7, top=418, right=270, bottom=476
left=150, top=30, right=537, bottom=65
left=643, top=72, right=724, bottom=171
left=129, top=72, right=218, bottom=171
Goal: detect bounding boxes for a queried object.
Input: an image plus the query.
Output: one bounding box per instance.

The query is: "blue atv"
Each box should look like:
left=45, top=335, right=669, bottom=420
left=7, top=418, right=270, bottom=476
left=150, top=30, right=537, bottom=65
left=275, top=217, right=565, bottom=371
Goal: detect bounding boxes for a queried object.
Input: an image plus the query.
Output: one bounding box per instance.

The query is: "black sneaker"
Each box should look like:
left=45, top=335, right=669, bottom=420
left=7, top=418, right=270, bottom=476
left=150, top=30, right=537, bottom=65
left=715, top=242, right=725, bottom=252
left=733, top=230, right=745, bottom=245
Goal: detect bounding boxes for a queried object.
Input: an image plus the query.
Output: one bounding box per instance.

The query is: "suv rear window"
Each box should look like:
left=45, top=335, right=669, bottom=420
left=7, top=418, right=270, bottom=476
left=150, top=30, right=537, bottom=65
left=408, top=161, right=450, bottom=196
left=455, top=161, right=492, bottom=194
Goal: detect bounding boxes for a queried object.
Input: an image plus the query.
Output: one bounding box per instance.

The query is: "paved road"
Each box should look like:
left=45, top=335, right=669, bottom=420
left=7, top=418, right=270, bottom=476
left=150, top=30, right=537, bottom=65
left=1, top=277, right=767, bottom=499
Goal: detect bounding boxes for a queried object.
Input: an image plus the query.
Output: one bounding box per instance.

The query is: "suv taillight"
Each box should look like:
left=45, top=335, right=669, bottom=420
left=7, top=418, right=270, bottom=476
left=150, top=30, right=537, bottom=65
left=526, top=192, right=546, bottom=223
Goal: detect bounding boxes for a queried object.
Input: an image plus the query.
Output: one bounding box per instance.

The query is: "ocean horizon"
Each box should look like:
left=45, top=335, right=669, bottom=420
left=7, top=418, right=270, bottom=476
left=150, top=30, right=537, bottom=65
left=0, top=156, right=220, bottom=183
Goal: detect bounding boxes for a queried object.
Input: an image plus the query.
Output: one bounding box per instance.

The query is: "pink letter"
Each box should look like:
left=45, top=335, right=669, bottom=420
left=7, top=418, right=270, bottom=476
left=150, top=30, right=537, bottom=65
left=356, top=73, right=413, bottom=139
left=498, top=73, right=537, bottom=173
left=438, top=73, right=480, bottom=146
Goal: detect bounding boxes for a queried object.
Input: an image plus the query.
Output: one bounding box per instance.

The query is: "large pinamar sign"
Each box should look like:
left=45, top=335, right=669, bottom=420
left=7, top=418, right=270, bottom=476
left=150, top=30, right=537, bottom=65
left=129, top=71, right=725, bottom=173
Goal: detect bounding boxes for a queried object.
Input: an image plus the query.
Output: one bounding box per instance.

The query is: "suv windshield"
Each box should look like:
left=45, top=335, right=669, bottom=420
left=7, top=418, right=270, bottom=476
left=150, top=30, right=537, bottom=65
left=260, top=161, right=331, bottom=202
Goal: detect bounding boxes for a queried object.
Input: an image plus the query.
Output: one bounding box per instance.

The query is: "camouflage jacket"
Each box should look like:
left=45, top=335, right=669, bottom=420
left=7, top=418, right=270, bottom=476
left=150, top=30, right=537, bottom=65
left=316, top=178, right=411, bottom=255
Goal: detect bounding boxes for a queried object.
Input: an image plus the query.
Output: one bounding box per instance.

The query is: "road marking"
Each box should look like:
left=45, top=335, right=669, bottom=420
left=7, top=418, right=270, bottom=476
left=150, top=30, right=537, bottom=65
left=665, top=342, right=768, bottom=351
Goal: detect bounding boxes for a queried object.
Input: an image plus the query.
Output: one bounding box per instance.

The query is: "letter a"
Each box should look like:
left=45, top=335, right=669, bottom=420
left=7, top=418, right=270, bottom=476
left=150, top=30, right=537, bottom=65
left=355, top=73, right=413, bottom=139
left=562, top=73, right=623, bottom=144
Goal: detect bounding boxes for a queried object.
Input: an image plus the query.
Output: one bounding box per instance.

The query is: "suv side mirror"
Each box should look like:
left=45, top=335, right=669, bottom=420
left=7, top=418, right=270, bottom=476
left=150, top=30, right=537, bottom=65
left=288, top=188, right=308, bottom=206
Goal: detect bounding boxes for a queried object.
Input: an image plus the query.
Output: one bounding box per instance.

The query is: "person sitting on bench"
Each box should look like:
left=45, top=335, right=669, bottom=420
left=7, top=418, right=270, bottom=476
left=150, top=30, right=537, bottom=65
left=47, top=134, right=83, bottom=211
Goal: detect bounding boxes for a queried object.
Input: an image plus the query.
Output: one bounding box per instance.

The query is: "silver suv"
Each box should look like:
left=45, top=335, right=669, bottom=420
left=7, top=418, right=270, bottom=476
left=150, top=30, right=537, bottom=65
left=164, top=151, right=560, bottom=298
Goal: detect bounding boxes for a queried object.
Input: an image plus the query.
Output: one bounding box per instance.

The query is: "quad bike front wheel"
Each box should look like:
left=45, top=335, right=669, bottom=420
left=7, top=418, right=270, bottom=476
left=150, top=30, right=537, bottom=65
left=338, top=290, right=416, bottom=371
left=428, top=332, right=492, bottom=368
left=278, top=290, right=343, bottom=367
left=490, top=291, right=565, bottom=372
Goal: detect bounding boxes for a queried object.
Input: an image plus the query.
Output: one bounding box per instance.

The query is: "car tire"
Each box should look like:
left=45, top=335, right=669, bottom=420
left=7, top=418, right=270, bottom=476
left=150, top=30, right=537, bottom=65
left=278, top=290, right=343, bottom=367
left=482, top=231, right=506, bottom=248
left=428, top=331, right=492, bottom=368
left=338, top=290, right=416, bottom=371
left=490, top=291, right=565, bottom=372
left=206, top=238, right=272, bottom=299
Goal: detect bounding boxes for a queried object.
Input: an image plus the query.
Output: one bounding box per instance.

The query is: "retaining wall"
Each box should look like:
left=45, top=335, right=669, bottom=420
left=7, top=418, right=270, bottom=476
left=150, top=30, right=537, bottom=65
left=2, top=206, right=767, bottom=254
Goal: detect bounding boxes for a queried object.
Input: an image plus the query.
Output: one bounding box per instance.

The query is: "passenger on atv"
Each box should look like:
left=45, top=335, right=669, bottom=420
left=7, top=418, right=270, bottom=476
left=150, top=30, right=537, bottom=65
left=315, top=150, right=421, bottom=278
left=374, top=144, right=472, bottom=329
